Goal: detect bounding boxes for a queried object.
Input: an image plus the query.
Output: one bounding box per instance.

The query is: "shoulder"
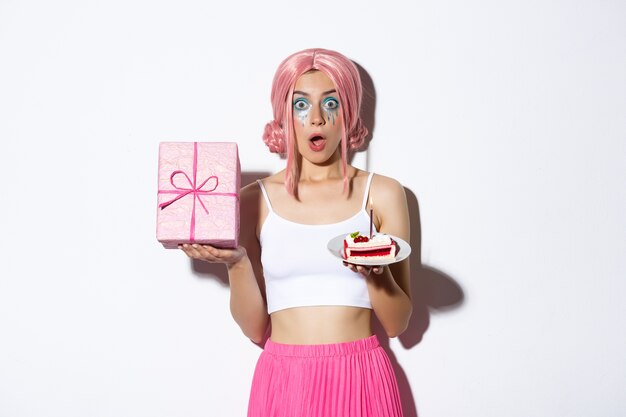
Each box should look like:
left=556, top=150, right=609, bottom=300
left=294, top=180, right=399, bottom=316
left=369, top=173, right=409, bottom=221
left=241, top=180, right=260, bottom=197
left=239, top=176, right=277, bottom=239
left=254, top=171, right=285, bottom=192
left=369, top=173, right=410, bottom=239
left=370, top=173, right=407, bottom=202
left=240, top=172, right=286, bottom=231
left=240, top=171, right=284, bottom=200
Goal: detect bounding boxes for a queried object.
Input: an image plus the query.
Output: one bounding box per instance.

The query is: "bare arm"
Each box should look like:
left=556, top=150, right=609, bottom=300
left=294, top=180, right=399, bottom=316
left=181, top=183, right=269, bottom=344
left=345, top=175, right=412, bottom=337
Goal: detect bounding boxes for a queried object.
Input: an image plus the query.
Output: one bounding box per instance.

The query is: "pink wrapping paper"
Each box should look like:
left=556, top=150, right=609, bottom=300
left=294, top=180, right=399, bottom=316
left=156, top=142, right=240, bottom=249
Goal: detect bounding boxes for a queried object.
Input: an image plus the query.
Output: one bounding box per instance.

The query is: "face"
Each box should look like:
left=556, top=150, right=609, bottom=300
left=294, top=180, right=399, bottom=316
left=292, top=70, right=343, bottom=163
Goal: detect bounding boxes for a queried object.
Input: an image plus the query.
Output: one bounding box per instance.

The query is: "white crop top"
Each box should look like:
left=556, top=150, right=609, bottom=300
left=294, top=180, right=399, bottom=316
left=257, top=172, right=377, bottom=314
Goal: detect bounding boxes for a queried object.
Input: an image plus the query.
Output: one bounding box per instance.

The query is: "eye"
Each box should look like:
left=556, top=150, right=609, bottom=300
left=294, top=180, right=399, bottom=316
left=323, top=97, right=340, bottom=110
left=293, top=98, right=310, bottom=111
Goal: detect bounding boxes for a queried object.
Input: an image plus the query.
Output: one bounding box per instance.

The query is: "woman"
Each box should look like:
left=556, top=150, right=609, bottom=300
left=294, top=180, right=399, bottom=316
left=181, top=48, right=411, bottom=417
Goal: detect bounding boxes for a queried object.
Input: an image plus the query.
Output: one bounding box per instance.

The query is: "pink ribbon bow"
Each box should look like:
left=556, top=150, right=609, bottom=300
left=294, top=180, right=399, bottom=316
left=158, top=142, right=237, bottom=242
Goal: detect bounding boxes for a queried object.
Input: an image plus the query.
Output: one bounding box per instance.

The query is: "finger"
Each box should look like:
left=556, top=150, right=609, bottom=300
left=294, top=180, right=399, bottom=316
left=198, top=244, right=218, bottom=258
left=182, top=244, right=212, bottom=261
left=190, top=244, right=209, bottom=259
left=372, top=266, right=383, bottom=275
left=199, top=246, right=228, bottom=262
left=202, top=245, right=239, bottom=261
left=180, top=244, right=196, bottom=257
left=208, top=245, right=226, bottom=258
left=343, top=262, right=358, bottom=273
left=200, top=245, right=246, bottom=265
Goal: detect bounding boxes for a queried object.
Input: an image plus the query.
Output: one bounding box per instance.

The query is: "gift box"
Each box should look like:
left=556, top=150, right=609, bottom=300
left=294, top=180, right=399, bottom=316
left=157, top=142, right=240, bottom=249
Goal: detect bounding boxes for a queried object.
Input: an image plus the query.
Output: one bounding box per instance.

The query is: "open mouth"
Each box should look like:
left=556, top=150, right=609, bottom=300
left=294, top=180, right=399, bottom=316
left=308, top=134, right=326, bottom=151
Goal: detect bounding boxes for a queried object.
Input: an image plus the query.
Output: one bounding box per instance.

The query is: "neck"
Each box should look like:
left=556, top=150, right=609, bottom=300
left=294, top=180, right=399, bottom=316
left=298, top=150, right=346, bottom=182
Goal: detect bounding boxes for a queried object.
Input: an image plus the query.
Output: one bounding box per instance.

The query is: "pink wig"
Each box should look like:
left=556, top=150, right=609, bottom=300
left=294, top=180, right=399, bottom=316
left=262, top=48, right=368, bottom=196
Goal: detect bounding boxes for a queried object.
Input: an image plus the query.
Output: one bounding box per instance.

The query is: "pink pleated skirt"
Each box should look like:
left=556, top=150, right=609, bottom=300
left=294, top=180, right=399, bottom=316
left=247, top=335, right=403, bottom=417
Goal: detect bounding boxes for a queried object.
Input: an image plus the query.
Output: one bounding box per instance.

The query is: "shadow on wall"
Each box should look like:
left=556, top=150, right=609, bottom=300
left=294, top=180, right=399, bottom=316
left=355, top=61, right=376, bottom=152
left=372, top=187, right=464, bottom=417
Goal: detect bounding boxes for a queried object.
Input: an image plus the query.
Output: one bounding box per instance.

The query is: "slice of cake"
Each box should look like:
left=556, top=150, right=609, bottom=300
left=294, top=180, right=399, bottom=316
left=343, top=231, right=398, bottom=262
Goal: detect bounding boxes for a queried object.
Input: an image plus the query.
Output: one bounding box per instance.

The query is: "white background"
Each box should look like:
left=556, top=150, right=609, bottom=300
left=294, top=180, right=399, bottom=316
left=1, top=1, right=625, bottom=416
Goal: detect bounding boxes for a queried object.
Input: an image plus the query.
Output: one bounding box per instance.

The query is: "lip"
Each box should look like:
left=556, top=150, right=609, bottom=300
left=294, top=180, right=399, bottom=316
left=308, top=133, right=326, bottom=141
left=308, top=133, right=327, bottom=152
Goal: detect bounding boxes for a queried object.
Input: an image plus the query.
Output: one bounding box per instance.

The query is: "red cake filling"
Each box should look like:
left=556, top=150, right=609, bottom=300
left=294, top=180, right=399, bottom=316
left=343, top=239, right=397, bottom=259
left=349, top=248, right=393, bottom=257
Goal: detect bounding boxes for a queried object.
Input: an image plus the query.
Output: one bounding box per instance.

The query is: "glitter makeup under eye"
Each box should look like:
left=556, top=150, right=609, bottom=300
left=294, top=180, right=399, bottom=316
left=322, top=97, right=340, bottom=125
left=293, top=98, right=311, bottom=126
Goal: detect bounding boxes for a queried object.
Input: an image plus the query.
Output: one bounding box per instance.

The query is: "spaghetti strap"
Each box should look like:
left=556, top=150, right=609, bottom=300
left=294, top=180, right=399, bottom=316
left=256, top=180, right=274, bottom=212
left=361, top=172, right=375, bottom=210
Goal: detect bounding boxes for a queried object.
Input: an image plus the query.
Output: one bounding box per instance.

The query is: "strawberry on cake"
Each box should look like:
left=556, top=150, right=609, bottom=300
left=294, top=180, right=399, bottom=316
left=343, top=231, right=398, bottom=262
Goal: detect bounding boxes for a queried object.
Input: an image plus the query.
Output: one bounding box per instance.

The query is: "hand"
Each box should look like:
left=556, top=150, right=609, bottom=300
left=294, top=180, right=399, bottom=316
left=180, top=244, right=247, bottom=267
left=342, top=261, right=384, bottom=277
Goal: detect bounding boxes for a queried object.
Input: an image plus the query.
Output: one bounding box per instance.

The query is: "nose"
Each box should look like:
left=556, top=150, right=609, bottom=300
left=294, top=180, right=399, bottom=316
left=310, top=105, right=325, bottom=126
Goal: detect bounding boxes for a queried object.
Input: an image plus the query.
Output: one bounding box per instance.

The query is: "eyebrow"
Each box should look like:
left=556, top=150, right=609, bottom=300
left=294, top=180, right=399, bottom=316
left=293, top=89, right=337, bottom=96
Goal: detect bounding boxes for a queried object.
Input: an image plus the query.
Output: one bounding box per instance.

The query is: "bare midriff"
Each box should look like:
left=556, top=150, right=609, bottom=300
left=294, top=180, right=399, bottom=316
left=269, top=306, right=373, bottom=345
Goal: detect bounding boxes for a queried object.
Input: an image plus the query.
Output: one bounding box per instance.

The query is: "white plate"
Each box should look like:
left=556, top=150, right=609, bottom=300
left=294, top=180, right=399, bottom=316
left=327, top=234, right=412, bottom=266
